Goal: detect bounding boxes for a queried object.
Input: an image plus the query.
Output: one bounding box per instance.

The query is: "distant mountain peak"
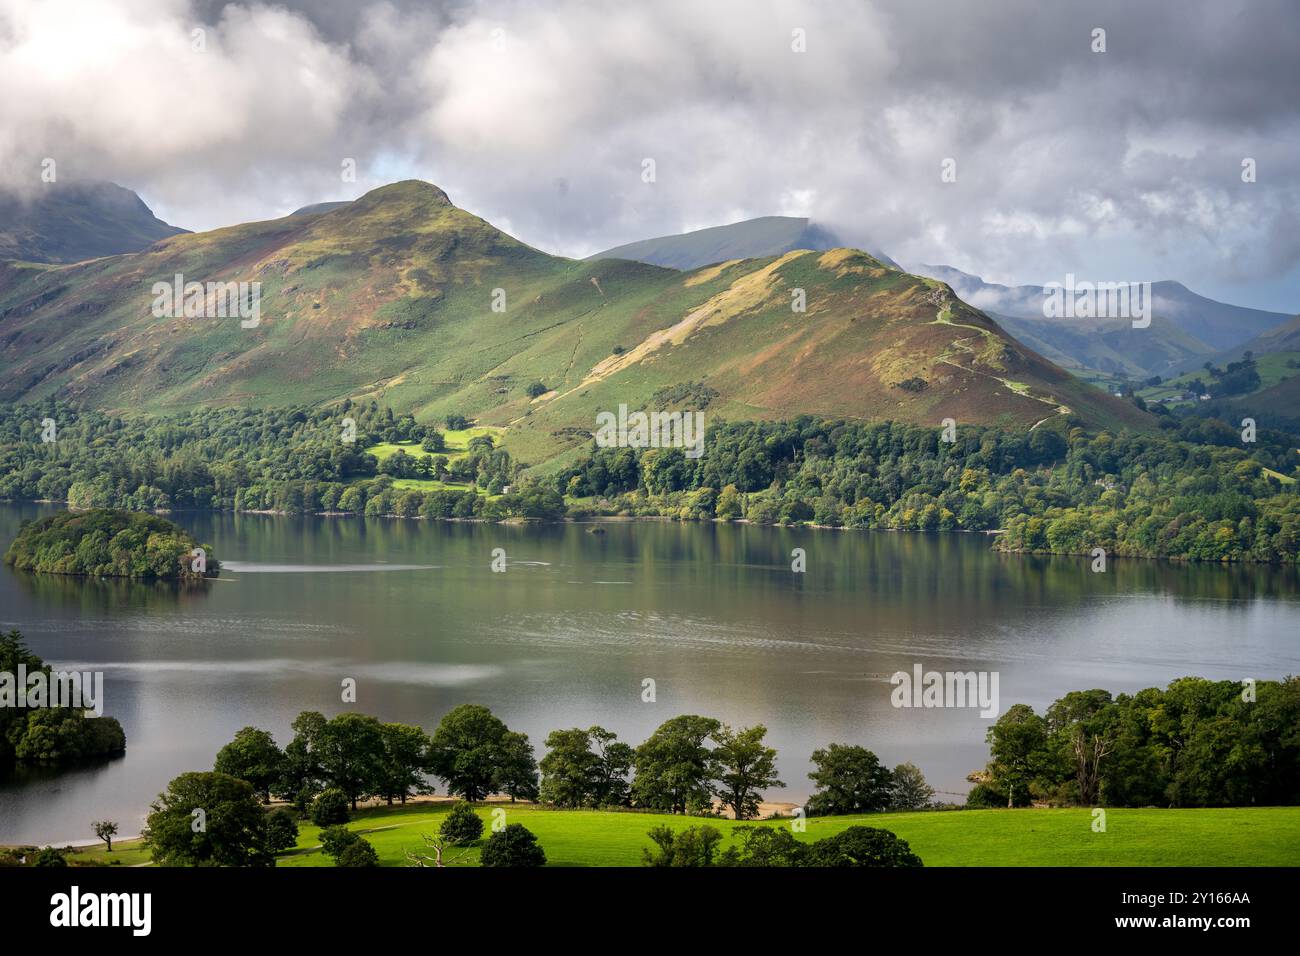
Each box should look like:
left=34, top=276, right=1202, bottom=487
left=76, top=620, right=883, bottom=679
left=0, top=180, right=187, bottom=264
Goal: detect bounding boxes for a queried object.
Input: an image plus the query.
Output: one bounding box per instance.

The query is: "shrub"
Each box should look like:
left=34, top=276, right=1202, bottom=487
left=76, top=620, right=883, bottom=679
left=804, top=826, right=923, bottom=867
left=479, top=823, right=546, bottom=867
left=34, top=847, right=68, bottom=867
left=319, top=825, right=359, bottom=859
left=336, top=838, right=379, bottom=867
left=439, top=801, right=484, bottom=846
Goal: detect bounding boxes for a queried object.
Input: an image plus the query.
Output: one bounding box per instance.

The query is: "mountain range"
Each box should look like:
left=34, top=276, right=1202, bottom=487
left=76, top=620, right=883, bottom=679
left=0, top=180, right=1150, bottom=467
left=910, top=264, right=1293, bottom=380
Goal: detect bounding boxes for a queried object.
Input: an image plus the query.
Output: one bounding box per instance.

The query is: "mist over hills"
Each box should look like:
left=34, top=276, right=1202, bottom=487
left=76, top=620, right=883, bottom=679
left=911, top=264, right=1293, bottom=380
left=0, top=181, right=188, bottom=265
left=590, top=216, right=901, bottom=271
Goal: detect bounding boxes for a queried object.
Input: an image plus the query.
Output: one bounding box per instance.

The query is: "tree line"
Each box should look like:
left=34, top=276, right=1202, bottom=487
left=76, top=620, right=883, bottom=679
left=2, top=401, right=1297, bottom=562
left=208, top=706, right=938, bottom=823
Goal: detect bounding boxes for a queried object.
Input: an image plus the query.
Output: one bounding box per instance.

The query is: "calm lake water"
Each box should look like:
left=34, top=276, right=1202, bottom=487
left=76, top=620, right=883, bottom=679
left=2, top=502, right=1298, bottom=844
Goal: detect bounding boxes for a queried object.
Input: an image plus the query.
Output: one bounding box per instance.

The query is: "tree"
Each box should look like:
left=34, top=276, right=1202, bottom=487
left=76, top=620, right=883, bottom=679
left=1046, top=690, right=1115, bottom=805
left=806, top=743, right=893, bottom=815
left=986, top=704, right=1051, bottom=807
left=641, top=825, right=724, bottom=867
left=589, top=727, right=634, bottom=807
left=493, top=730, right=539, bottom=802
left=92, top=820, right=118, bottom=853
left=479, top=823, right=546, bottom=867
left=539, top=728, right=599, bottom=808
left=336, top=839, right=379, bottom=867
left=711, top=724, right=783, bottom=820
left=889, top=762, right=935, bottom=810
left=144, top=771, right=271, bottom=867
left=318, top=713, right=385, bottom=810
left=539, top=725, right=633, bottom=808
left=404, top=832, right=474, bottom=868
left=439, top=801, right=484, bottom=845
left=277, top=711, right=328, bottom=801
left=213, top=727, right=285, bottom=802
left=804, top=826, right=923, bottom=867
left=311, top=787, right=351, bottom=826
left=377, top=723, right=433, bottom=806
left=264, top=809, right=299, bottom=855
left=632, top=715, right=721, bottom=814
left=426, top=704, right=511, bottom=801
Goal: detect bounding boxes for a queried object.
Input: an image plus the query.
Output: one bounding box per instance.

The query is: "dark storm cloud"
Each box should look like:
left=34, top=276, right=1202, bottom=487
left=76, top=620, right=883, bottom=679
left=1, top=0, right=1297, bottom=307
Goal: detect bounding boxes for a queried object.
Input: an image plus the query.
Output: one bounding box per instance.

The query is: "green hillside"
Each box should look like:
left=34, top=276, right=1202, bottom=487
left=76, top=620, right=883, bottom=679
left=0, top=180, right=1150, bottom=465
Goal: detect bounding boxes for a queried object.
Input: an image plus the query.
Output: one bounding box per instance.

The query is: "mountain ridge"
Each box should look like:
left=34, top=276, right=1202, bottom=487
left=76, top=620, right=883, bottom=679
left=0, top=180, right=1151, bottom=465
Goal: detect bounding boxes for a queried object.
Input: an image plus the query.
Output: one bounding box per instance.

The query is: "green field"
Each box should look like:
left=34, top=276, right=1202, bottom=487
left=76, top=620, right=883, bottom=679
left=367, top=426, right=506, bottom=463
left=362, top=427, right=509, bottom=493
left=1136, top=351, right=1300, bottom=406
left=54, top=803, right=1300, bottom=868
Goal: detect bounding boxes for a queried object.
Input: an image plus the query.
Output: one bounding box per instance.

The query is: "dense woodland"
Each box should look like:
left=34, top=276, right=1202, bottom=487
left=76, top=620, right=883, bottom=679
left=3, top=509, right=217, bottom=579
left=0, top=400, right=1297, bottom=562
left=976, top=676, right=1300, bottom=809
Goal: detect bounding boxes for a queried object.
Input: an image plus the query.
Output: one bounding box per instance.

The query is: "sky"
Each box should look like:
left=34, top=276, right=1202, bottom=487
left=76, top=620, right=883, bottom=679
left=1, top=0, right=1297, bottom=312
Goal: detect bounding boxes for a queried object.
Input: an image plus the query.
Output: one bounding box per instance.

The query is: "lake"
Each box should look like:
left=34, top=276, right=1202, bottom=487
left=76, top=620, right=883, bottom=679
left=2, top=502, right=1298, bottom=844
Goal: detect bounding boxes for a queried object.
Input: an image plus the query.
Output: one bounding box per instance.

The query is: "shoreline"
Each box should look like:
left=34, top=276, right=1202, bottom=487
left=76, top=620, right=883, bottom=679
left=5, top=499, right=1295, bottom=566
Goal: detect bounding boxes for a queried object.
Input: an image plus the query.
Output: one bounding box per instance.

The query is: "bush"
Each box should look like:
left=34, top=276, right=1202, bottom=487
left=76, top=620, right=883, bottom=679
left=479, top=823, right=546, bottom=867
left=525, top=382, right=549, bottom=399
left=641, top=825, right=723, bottom=867
left=311, top=787, right=350, bottom=826
left=336, top=838, right=379, bottom=867
left=34, top=847, right=68, bottom=867
left=804, top=826, right=923, bottom=867
left=439, top=801, right=484, bottom=846
left=319, top=825, right=359, bottom=859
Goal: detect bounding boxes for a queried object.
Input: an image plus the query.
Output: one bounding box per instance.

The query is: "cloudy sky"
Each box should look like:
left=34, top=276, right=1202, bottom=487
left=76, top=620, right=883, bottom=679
left=2, top=0, right=1297, bottom=310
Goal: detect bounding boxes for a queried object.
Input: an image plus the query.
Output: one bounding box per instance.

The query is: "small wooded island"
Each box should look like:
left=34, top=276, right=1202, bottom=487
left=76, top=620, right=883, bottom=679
left=3, top=509, right=219, bottom=580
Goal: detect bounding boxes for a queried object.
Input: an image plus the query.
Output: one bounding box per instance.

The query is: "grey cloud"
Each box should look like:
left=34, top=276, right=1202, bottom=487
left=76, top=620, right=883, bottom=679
left=1, top=0, right=1296, bottom=307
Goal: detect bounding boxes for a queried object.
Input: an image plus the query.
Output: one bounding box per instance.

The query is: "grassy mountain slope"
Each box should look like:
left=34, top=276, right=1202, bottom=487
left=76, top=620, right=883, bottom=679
left=0, top=181, right=1149, bottom=464
left=0, top=181, right=187, bottom=264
